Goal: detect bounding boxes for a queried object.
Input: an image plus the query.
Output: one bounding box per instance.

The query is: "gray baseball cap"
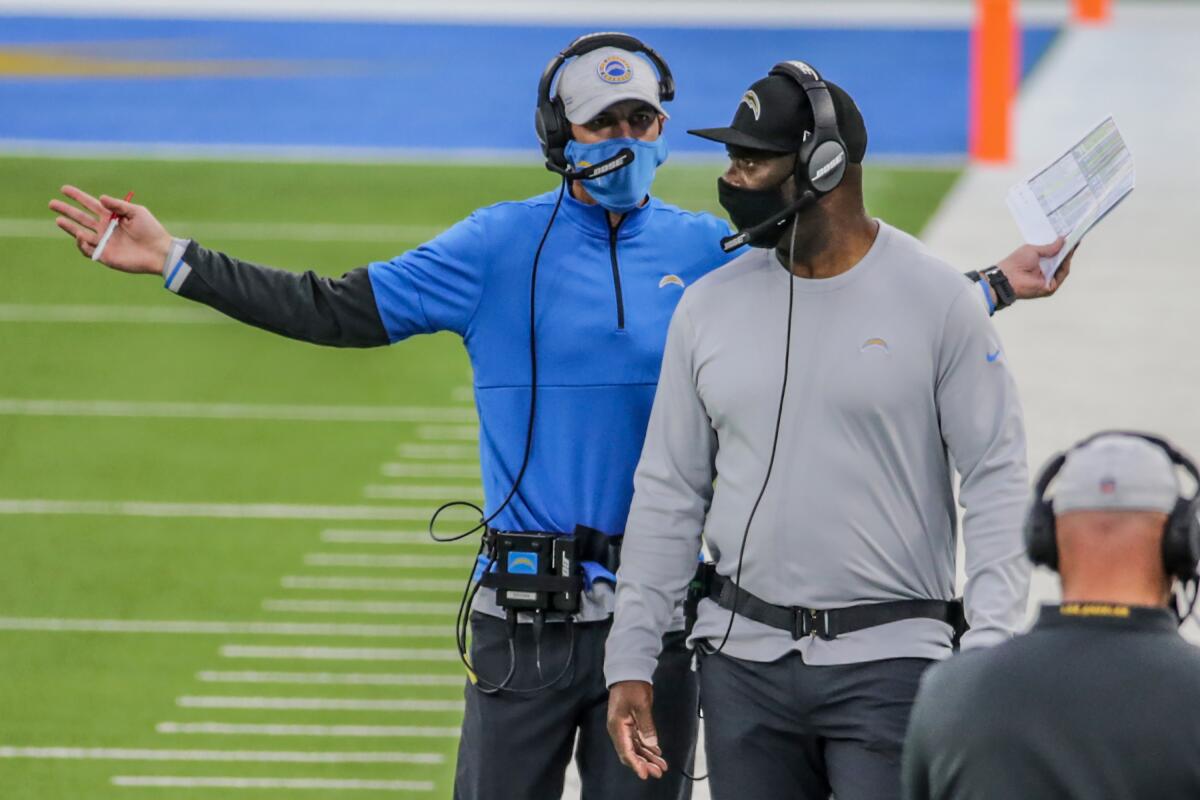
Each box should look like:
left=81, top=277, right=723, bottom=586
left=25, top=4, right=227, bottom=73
left=556, top=47, right=669, bottom=125
left=1053, top=434, right=1181, bottom=515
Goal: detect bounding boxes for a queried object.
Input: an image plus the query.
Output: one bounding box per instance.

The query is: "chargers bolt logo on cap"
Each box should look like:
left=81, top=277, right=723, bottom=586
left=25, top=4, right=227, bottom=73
left=740, top=90, right=762, bottom=121
left=597, top=55, right=633, bottom=83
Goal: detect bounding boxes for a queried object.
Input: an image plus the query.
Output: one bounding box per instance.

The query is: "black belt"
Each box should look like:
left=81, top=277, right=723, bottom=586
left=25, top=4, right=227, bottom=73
left=706, top=570, right=968, bottom=644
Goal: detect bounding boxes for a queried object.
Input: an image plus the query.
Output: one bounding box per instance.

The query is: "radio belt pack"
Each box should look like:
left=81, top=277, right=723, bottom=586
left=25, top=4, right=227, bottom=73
left=479, top=524, right=622, bottom=615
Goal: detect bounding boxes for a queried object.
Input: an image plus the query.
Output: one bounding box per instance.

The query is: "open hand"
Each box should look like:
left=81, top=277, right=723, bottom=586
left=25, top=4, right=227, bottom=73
left=607, top=680, right=668, bottom=780
left=48, top=185, right=173, bottom=275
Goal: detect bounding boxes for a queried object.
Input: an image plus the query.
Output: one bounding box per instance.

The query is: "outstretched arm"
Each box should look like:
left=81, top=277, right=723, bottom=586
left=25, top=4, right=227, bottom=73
left=48, top=185, right=487, bottom=348
left=49, top=185, right=387, bottom=347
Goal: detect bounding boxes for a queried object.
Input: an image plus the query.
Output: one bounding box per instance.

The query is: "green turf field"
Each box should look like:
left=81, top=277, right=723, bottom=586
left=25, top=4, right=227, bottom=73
left=0, top=155, right=959, bottom=798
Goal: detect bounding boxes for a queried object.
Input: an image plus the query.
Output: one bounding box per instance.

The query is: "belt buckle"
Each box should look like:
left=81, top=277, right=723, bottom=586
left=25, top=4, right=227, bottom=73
left=792, top=607, right=820, bottom=640
left=795, top=608, right=836, bottom=641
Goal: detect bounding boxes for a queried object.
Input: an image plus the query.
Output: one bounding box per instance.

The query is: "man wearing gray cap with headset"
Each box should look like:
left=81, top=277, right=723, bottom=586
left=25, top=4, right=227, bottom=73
left=904, top=432, right=1200, bottom=800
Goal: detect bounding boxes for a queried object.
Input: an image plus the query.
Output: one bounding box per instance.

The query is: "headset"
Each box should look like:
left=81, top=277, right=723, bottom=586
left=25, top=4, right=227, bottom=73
left=1025, top=431, right=1200, bottom=582
left=719, top=60, right=848, bottom=253
left=535, top=31, right=675, bottom=176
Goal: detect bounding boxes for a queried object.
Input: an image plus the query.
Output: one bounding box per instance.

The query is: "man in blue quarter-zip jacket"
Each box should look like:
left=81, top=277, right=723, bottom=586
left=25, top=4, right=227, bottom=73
left=48, top=32, right=1072, bottom=800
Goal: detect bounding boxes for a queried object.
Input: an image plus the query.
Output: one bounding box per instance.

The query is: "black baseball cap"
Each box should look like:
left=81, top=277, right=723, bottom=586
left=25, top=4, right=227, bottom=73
left=689, top=73, right=868, bottom=162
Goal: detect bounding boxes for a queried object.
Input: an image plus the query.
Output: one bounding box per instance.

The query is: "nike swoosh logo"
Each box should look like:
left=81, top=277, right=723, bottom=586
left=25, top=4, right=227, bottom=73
left=986, top=350, right=1002, bottom=363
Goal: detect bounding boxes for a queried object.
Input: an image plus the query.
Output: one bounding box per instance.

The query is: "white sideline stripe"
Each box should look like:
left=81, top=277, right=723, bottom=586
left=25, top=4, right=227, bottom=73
left=0, top=304, right=223, bottom=324
left=196, top=671, right=462, bottom=687
left=398, top=443, right=478, bottom=460
left=381, top=462, right=481, bottom=479
left=416, top=425, right=479, bottom=441
left=0, top=398, right=475, bottom=423
left=157, top=721, right=461, bottom=738
left=321, top=528, right=470, bottom=545
left=263, top=599, right=459, bottom=615
left=220, top=645, right=458, bottom=662
left=305, top=553, right=465, bottom=569
left=0, top=745, right=441, bottom=764
left=111, top=775, right=434, bottom=791
left=0, top=617, right=446, bottom=637
left=0, top=499, right=475, bottom=521
left=362, top=484, right=482, bottom=501
left=0, top=217, right=442, bottom=243
left=178, top=696, right=465, bottom=712
left=281, top=576, right=463, bottom=592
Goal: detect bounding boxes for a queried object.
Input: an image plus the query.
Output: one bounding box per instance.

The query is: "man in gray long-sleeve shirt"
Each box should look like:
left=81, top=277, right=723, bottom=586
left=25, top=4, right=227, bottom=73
left=604, top=63, right=1030, bottom=800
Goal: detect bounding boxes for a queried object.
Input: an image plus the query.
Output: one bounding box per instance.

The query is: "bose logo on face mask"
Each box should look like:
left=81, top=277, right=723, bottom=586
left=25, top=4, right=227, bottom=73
left=813, top=150, right=845, bottom=181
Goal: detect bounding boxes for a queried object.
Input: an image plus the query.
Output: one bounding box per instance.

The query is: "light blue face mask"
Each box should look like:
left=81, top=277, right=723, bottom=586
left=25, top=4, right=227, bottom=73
left=564, top=137, right=669, bottom=213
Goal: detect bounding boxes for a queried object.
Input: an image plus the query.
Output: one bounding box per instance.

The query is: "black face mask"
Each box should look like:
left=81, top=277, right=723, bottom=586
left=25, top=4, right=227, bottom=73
left=717, top=177, right=794, bottom=249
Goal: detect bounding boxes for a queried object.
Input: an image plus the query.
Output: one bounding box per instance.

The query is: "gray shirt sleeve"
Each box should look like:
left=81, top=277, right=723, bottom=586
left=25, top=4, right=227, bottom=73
left=935, top=285, right=1030, bottom=649
left=605, top=299, right=716, bottom=686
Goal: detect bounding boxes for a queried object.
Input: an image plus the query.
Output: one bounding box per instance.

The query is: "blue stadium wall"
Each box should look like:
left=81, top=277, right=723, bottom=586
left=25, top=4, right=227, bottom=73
left=0, top=16, right=1058, bottom=158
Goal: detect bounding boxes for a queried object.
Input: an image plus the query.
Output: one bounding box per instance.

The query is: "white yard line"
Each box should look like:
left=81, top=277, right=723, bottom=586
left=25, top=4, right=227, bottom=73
left=381, top=462, right=481, bottom=479
left=156, top=721, right=461, bottom=738
left=281, top=576, right=464, bottom=592
left=304, top=553, right=466, bottom=569
left=195, top=670, right=462, bottom=687
left=320, top=529, right=466, bottom=545
left=220, top=645, right=459, bottom=662
left=0, top=398, right=474, bottom=423
left=0, top=617, right=446, bottom=637
left=0, top=217, right=442, bottom=243
left=177, top=696, right=464, bottom=712
left=0, top=745, right=441, bottom=764
left=397, top=443, right=479, bottom=460
left=362, top=485, right=483, bottom=501
left=0, top=499, right=473, bottom=521
left=263, top=599, right=458, bottom=615
left=415, top=425, right=479, bottom=441
left=0, top=304, right=223, bottom=324
left=111, top=775, right=434, bottom=791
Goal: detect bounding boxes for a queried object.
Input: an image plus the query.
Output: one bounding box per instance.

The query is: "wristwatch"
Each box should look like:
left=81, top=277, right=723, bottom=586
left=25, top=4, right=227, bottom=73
left=982, top=265, right=1016, bottom=311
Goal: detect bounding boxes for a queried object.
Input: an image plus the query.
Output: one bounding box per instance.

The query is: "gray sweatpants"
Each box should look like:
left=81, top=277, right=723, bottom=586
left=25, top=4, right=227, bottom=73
left=454, top=613, right=699, bottom=800
left=699, top=650, right=932, bottom=800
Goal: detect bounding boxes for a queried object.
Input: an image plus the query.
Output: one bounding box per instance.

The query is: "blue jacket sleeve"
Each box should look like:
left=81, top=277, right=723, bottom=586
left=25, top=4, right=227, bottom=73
left=367, top=211, right=488, bottom=342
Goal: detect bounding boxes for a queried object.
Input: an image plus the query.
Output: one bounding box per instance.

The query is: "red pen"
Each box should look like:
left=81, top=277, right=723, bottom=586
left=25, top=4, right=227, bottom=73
left=91, top=191, right=134, bottom=262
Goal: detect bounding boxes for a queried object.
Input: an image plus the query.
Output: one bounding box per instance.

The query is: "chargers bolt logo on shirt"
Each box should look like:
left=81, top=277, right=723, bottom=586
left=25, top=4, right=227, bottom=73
left=860, top=337, right=889, bottom=354
left=598, top=55, right=633, bottom=83
left=507, top=552, right=539, bottom=574
left=659, top=274, right=685, bottom=289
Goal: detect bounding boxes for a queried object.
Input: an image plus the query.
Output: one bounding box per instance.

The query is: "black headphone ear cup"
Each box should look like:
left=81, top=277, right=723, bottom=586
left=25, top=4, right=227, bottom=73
left=1163, top=498, right=1200, bottom=581
left=806, top=140, right=847, bottom=195
left=1024, top=498, right=1059, bottom=570
left=535, top=98, right=570, bottom=170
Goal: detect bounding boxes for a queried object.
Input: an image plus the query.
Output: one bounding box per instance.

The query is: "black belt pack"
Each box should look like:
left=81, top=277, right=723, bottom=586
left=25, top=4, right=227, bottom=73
left=479, top=525, right=622, bottom=615
left=700, top=565, right=969, bottom=646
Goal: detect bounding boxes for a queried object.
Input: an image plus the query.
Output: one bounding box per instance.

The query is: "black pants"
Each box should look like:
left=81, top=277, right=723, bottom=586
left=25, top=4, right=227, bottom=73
left=699, top=650, right=932, bottom=800
left=453, top=613, right=699, bottom=800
